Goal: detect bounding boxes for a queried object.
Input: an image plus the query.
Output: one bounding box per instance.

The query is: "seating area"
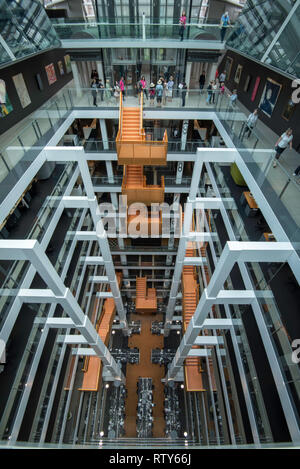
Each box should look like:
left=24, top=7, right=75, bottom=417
left=135, top=276, right=157, bottom=313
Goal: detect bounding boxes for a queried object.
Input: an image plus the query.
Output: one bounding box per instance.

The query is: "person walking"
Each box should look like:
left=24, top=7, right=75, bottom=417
left=199, top=71, right=206, bottom=93
left=156, top=79, right=163, bottom=107
left=244, top=109, right=258, bottom=138
left=181, top=81, right=187, bottom=107
left=293, top=166, right=300, bottom=182
left=220, top=11, right=230, bottom=42
left=179, top=10, right=187, bottom=41
left=91, top=78, right=98, bottom=106
left=293, top=166, right=300, bottom=175
left=273, top=128, right=293, bottom=168
left=119, top=76, right=125, bottom=101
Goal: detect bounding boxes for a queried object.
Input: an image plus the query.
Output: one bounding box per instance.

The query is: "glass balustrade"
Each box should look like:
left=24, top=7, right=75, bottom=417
left=51, top=20, right=228, bottom=42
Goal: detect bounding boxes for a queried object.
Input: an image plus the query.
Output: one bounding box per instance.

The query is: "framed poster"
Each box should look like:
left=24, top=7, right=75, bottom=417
left=244, top=74, right=252, bottom=92
left=251, top=76, right=261, bottom=102
left=224, top=56, right=233, bottom=81
left=12, top=73, right=31, bottom=108
left=234, top=64, right=243, bottom=84
left=282, top=97, right=296, bottom=121
left=0, top=79, right=13, bottom=117
left=45, top=63, right=57, bottom=85
left=64, top=54, right=72, bottom=74
left=259, top=78, right=282, bottom=117
left=35, top=73, right=44, bottom=91
left=57, top=61, right=64, bottom=76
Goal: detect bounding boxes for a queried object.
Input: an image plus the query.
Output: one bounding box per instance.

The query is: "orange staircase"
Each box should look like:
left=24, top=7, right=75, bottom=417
left=181, top=230, right=205, bottom=391
left=78, top=272, right=122, bottom=391
left=135, top=276, right=157, bottom=313
left=122, top=165, right=165, bottom=206
left=116, top=92, right=167, bottom=166
left=121, top=107, right=143, bottom=142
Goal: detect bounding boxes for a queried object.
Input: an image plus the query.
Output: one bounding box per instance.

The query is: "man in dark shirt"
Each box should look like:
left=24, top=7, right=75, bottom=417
left=199, top=72, right=206, bottom=93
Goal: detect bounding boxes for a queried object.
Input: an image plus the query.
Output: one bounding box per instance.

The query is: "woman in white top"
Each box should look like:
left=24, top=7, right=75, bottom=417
left=273, top=128, right=293, bottom=167
left=244, top=109, right=258, bottom=138
left=167, top=76, right=174, bottom=101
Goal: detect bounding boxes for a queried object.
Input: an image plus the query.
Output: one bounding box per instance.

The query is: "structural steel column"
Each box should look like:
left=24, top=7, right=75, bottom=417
left=166, top=241, right=294, bottom=382
left=164, top=151, right=204, bottom=335
left=0, top=240, right=125, bottom=384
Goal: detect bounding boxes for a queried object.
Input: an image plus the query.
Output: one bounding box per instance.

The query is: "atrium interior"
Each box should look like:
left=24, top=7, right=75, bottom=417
left=0, top=0, right=299, bottom=450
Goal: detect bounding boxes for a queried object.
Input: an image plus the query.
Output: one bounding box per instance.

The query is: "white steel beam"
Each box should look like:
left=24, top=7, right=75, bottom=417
left=166, top=241, right=294, bottom=382
left=0, top=240, right=124, bottom=383
left=188, top=349, right=226, bottom=357
left=57, top=335, right=88, bottom=344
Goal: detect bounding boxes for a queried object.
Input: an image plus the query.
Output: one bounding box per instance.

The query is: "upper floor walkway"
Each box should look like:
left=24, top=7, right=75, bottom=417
left=52, top=19, right=228, bottom=50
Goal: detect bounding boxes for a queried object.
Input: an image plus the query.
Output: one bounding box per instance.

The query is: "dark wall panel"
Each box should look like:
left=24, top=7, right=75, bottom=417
left=0, top=48, right=73, bottom=136
left=219, top=50, right=300, bottom=150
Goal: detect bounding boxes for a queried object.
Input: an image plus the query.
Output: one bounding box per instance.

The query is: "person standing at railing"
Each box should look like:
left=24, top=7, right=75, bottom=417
left=119, top=76, right=125, bottom=101
left=180, top=82, right=187, bottom=107
left=98, top=79, right=104, bottom=103
left=211, top=80, right=218, bottom=104
left=273, top=128, right=293, bottom=168
left=206, top=81, right=213, bottom=104
left=155, top=80, right=163, bottom=107
left=220, top=11, right=230, bottom=42
left=91, top=78, right=98, bottom=107
left=179, top=10, right=187, bottom=41
left=105, top=78, right=112, bottom=102
left=167, top=76, right=174, bottom=102
left=149, top=83, right=156, bottom=106
left=114, top=81, right=120, bottom=103
left=140, top=76, right=148, bottom=100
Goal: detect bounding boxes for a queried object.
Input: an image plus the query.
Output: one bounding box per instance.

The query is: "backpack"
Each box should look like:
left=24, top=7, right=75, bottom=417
left=156, top=85, right=163, bottom=97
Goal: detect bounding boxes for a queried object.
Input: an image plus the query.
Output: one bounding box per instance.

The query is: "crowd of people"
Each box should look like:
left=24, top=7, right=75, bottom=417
left=90, top=66, right=298, bottom=180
